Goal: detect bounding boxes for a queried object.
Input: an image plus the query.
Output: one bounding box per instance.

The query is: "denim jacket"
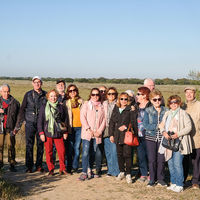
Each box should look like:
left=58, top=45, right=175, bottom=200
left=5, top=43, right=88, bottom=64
left=143, top=106, right=167, bottom=137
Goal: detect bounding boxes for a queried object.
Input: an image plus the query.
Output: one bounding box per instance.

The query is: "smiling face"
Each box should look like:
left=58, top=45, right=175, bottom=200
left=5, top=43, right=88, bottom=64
left=185, top=89, right=195, bottom=102
left=151, top=95, right=162, bottom=108
left=169, top=98, right=180, bottom=111
left=136, top=90, right=146, bottom=103
left=48, top=91, right=58, bottom=103
left=68, top=86, right=77, bottom=99
left=107, top=89, right=116, bottom=102
left=56, top=82, right=66, bottom=94
left=1, top=86, right=10, bottom=100
left=90, top=89, right=100, bottom=102
left=119, top=94, right=128, bottom=108
left=32, top=79, right=42, bottom=91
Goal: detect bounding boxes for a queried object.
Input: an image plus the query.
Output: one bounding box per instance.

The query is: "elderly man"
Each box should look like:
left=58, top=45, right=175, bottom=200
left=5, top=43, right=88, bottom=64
left=56, top=79, right=67, bottom=104
left=144, top=78, right=155, bottom=91
left=0, top=84, right=20, bottom=172
left=15, top=76, right=47, bottom=173
left=183, top=86, right=200, bottom=189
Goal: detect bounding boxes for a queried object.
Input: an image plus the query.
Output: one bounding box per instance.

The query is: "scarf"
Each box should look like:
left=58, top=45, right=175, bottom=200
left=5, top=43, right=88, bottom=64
left=45, top=101, right=58, bottom=136
left=90, top=100, right=101, bottom=107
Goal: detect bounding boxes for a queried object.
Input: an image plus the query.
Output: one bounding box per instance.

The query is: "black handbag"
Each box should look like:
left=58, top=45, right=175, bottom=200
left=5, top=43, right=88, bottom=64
left=162, top=131, right=181, bottom=152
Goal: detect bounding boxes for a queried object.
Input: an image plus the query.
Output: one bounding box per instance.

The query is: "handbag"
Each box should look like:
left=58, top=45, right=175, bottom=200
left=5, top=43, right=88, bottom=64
left=161, top=131, right=181, bottom=152
left=124, top=124, right=139, bottom=146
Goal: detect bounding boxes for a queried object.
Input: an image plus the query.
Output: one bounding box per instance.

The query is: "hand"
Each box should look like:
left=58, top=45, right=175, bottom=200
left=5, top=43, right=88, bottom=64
left=131, top=106, right=135, bottom=111
left=0, top=108, right=4, bottom=113
left=171, top=132, right=178, bottom=139
left=89, top=129, right=94, bottom=137
left=163, top=131, right=170, bottom=140
left=63, top=133, right=68, bottom=140
left=13, top=129, right=19, bottom=135
left=40, top=134, right=45, bottom=142
left=118, top=125, right=127, bottom=132
left=110, top=136, right=114, bottom=143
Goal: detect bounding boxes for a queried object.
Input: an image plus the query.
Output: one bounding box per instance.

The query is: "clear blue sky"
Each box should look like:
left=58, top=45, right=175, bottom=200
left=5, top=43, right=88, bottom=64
left=0, top=0, right=200, bottom=79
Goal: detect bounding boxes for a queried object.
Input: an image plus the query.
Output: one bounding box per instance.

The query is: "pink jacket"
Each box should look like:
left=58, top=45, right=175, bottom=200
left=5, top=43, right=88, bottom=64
left=80, top=101, right=106, bottom=144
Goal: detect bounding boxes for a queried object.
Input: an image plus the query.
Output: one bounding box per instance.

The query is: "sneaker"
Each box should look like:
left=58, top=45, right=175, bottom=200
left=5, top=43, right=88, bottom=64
left=147, top=181, right=156, bottom=187
left=157, top=180, right=167, bottom=187
left=59, top=170, right=68, bottom=175
left=192, top=184, right=199, bottom=189
left=25, top=168, right=33, bottom=173
left=172, top=185, right=183, bottom=193
left=78, top=173, right=88, bottom=181
left=167, top=184, right=176, bottom=190
left=116, top=172, right=125, bottom=180
left=106, top=174, right=112, bottom=177
left=9, top=165, right=17, bottom=172
left=126, top=174, right=132, bottom=184
left=87, top=171, right=94, bottom=180
left=36, top=167, right=45, bottom=173
left=48, top=170, right=55, bottom=176
left=138, top=176, right=147, bottom=182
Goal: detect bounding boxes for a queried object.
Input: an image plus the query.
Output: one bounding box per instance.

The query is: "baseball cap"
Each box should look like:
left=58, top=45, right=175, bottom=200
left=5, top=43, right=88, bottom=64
left=32, top=76, right=42, bottom=82
left=56, top=79, right=66, bottom=85
left=184, top=86, right=196, bottom=92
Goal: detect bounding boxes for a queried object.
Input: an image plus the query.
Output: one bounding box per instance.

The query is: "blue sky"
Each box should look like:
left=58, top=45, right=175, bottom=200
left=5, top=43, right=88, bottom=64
left=0, top=0, right=200, bottom=79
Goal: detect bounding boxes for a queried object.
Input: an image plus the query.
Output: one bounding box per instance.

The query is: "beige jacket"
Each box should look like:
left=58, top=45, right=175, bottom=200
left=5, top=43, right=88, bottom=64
left=185, top=99, right=200, bottom=149
left=159, top=108, right=192, bottom=155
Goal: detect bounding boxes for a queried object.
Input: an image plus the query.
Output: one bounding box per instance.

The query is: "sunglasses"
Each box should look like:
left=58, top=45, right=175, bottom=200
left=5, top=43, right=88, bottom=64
left=170, top=100, right=179, bottom=104
left=120, top=98, right=128, bottom=101
left=107, top=93, right=116, bottom=96
left=91, top=93, right=100, bottom=97
left=100, top=90, right=106, bottom=93
left=152, top=98, right=162, bottom=102
left=137, top=93, right=143, bottom=96
left=69, top=89, right=77, bottom=93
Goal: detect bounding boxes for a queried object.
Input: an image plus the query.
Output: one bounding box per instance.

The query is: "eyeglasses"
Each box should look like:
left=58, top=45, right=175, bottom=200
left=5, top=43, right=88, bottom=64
left=33, top=81, right=41, bottom=84
left=91, top=93, right=100, bottom=97
left=69, top=89, right=77, bottom=93
left=100, top=90, right=106, bottom=93
left=107, top=93, right=116, bottom=96
left=152, top=98, right=162, bottom=102
left=137, top=93, right=143, bottom=96
left=120, top=98, right=128, bottom=101
left=170, top=100, right=179, bottom=104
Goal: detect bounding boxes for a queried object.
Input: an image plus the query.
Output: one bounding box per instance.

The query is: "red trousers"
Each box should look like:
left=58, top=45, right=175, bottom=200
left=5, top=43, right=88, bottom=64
left=44, top=137, right=66, bottom=172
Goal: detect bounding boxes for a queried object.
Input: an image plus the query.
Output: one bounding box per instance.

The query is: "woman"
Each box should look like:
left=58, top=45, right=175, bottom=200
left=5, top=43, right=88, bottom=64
left=143, top=89, right=167, bottom=187
left=135, top=87, right=151, bottom=182
left=38, top=89, right=68, bottom=176
left=79, top=88, right=106, bottom=181
left=65, top=84, right=83, bottom=173
left=109, top=92, right=137, bottom=184
left=103, top=87, right=120, bottom=177
left=159, top=95, right=192, bottom=192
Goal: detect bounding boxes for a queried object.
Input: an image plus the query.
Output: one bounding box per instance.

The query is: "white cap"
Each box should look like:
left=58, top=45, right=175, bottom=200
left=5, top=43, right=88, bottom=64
left=125, top=90, right=135, bottom=97
left=32, top=76, right=42, bottom=82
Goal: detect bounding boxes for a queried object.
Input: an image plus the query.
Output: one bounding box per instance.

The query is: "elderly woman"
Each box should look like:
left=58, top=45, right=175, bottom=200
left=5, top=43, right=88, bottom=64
left=159, top=95, right=192, bottom=192
left=38, top=89, right=68, bottom=176
left=109, top=92, right=137, bottom=184
left=135, top=87, right=151, bottom=182
left=103, top=87, right=120, bottom=177
left=65, top=84, right=83, bottom=173
left=79, top=88, right=106, bottom=181
left=143, top=89, right=167, bottom=187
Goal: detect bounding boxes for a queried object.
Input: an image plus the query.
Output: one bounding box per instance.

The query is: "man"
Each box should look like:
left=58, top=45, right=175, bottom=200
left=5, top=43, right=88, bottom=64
left=56, top=79, right=67, bottom=104
left=99, top=85, right=107, bottom=102
left=15, top=76, right=47, bottom=173
left=183, top=86, right=200, bottom=189
left=0, top=84, right=20, bottom=172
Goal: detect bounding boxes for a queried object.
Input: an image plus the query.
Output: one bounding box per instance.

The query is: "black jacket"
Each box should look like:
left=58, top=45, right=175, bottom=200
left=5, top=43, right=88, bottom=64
left=37, top=103, right=69, bottom=138
left=109, top=105, right=138, bottom=144
left=0, top=96, right=20, bottom=133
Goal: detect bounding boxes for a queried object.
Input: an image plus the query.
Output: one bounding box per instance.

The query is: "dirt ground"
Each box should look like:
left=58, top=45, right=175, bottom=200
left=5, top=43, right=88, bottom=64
left=2, top=158, right=200, bottom=200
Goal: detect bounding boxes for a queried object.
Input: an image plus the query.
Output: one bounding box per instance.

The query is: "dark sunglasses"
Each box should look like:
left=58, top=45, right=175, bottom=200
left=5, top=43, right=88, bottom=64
left=91, top=93, right=100, bottom=97
left=107, top=93, right=116, bottom=96
left=120, top=98, right=128, bottom=101
left=152, top=98, right=162, bottom=102
left=137, top=93, right=143, bottom=96
left=100, top=90, right=106, bottom=93
left=170, top=100, right=179, bottom=104
left=69, top=89, right=77, bottom=93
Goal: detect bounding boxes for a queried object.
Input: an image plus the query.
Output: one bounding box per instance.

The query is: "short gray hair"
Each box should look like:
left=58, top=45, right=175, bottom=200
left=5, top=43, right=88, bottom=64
left=144, top=78, right=155, bottom=85
left=0, top=84, right=11, bottom=92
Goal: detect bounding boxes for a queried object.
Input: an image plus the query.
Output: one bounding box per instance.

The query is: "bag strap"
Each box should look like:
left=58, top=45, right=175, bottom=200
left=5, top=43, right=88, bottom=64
left=127, top=123, right=134, bottom=133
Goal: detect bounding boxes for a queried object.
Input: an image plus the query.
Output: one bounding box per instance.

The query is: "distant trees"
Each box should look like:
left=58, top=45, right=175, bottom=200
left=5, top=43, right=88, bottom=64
left=188, top=70, right=200, bottom=80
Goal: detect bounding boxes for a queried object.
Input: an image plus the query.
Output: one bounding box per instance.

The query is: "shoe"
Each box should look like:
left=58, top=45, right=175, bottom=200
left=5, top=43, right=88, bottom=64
left=59, top=170, right=68, bottom=175
left=192, top=184, right=199, bottom=189
left=167, top=184, right=176, bottom=190
left=48, top=170, right=55, bottom=176
left=9, top=165, right=17, bottom=172
left=126, top=174, right=132, bottom=184
left=106, top=174, right=112, bottom=177
left=138, top=176, right=147, bottom=182
left=78, top=173, right=88, bottom=181
left=94, top=170, right=101, bottom=178
left=157, top=180, right=167, bottom=187
left=36, top=167, right=45, bottom=173
left=72, top=168, right=79, bottom=173
left=172, top=185, right=183, bottom=193
left=116, top=172, right=125, bottom=181
left=25, top=168, right=33, bottom=173
left=147, top=181, right=156, bottom=187
left=87, top=171, right=94, bottom=180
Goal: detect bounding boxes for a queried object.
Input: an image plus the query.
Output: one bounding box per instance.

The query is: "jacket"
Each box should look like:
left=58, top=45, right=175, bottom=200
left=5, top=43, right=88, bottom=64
left=143, top=106, right=167, bottom=137
left=80, top=101, right=106, bottom=144
left=0, top=96, right=20, bottom=132
left=159, top=108, right=192, bottom=155
left=109, top=105, right=138, bottom=144
left=37, top=103, right=69, bottom=138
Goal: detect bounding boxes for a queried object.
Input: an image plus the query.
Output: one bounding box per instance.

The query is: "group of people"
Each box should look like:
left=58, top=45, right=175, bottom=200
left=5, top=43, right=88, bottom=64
left=0, top=77, right=200, bottom=193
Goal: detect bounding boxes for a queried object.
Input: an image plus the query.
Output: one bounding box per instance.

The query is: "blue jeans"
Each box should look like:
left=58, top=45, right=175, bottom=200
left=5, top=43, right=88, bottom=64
left=65, top=127, right=82, bottom=171
left=137, top=137, right=148, bottom=176
left=168, top=151, right=184, bottom=187
left=82, top=139, right=102, bottom=173
left=104, top=137, right=120, bottom=176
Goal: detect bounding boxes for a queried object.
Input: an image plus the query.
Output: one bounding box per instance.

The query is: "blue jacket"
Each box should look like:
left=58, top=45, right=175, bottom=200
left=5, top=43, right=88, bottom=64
left=143, top=106, right=167, bottom=137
